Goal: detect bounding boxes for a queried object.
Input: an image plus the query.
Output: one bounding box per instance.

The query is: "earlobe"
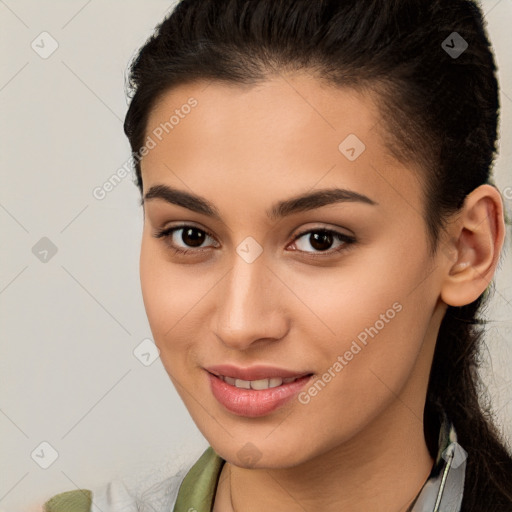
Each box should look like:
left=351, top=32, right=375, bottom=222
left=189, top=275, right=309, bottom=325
left=440, top=184, right=505, bottom=307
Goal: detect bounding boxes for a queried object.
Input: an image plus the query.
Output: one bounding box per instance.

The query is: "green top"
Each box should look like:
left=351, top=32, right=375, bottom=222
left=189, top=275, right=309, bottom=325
left=43, top=489, right=93, bottom=512
left=42, top=447, right=225, bottom=512
left=43, top=414, right=465, bottom=511
left=172, top=446, right=225, bottom=512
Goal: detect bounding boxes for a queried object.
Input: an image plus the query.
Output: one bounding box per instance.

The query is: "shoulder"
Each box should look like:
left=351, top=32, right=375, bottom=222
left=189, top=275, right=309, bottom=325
left=42, top=459, right=194, bottom=512
left=42, top=477, right=169, bottom=512
left=43, top=489, right=92, bottom=512
left=42, top=445, right=208, bottom=512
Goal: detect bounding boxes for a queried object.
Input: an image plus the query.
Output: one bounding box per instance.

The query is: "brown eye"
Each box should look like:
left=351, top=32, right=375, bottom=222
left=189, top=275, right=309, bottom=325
left=180, top=227, right=207, bottom=247
left=291, top=229, right=355, bottom=256
left=309, top=231, right=334, bottom=251
left=153, top=225, right=218, bottom=254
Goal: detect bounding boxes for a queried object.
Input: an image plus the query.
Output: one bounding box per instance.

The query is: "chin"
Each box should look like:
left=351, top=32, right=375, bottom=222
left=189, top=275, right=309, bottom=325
left=210, top=436, right=313, bottom=470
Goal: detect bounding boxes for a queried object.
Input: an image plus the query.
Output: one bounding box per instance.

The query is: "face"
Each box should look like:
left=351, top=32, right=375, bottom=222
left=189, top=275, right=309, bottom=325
left=139, top=73, right=446, bottom=469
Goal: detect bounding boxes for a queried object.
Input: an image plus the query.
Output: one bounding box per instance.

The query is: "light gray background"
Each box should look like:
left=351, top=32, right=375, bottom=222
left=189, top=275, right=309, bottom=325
left=0, top=1, right=511, bottom=510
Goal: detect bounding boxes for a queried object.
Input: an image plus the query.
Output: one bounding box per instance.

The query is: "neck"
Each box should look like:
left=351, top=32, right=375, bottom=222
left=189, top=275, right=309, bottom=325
left=217, top=400, right=434, bottom=512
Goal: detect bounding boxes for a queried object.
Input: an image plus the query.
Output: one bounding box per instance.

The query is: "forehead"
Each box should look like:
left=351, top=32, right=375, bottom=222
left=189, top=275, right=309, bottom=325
left=144, top=74, right=378, bottom=161
left=141, top=75, right=424, bottom=216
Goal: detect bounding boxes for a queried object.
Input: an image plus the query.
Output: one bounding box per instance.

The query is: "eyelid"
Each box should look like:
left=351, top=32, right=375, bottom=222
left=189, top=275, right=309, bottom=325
left=290, top=223, right=355, bottom=241
left=153, top=222, right=218, bottom=247
left=153, top=222, right=356, bottom=256
left=288, top=226, right=356, bottom=256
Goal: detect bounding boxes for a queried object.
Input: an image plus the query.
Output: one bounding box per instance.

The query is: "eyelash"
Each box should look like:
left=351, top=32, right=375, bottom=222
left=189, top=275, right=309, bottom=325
left=152, top=224, right=356, bottom=258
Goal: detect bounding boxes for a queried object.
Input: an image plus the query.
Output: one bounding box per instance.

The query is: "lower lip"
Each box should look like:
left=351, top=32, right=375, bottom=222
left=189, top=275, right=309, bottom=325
left=207, top=372, right=313, bottom=417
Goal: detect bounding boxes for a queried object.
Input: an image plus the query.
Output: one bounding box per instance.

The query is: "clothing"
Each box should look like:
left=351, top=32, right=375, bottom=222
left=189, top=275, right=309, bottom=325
left=43, top=414, right=466, bottom=512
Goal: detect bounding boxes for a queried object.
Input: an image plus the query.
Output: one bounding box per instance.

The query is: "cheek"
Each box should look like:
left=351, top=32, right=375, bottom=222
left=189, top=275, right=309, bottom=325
left=139, top=242, right=169, bottom=333
left=285, top=244, right=434, bottom=396
left=279, top=242, right=422, bottom=344
left=140, top=239, right=195, bottom=332
left=139, top=239, right=213, bottom=378
left=139, top=240, right=190, bottom=359
left=285, top=293, right=433, bottom=454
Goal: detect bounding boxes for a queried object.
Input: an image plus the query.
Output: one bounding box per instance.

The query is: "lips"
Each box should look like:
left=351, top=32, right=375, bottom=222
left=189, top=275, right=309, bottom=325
left=205, top=364, right=311, bottom=381
left=204, top=364, right=314, bottom=416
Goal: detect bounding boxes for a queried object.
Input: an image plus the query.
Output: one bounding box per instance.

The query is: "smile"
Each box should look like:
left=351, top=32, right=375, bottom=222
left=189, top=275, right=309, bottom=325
left=206, top=370, right=314, bottom=417
left=217, top=375, right=303, bottom=390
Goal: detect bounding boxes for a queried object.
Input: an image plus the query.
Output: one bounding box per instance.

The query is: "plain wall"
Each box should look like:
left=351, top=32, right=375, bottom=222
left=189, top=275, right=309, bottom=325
left=0, top=1, right=511, bottom=510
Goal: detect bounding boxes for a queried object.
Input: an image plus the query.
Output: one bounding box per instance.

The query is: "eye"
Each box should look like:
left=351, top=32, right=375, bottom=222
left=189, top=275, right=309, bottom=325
left=152, top=224, right=218, bottom=255
left=152, top=224, right=356, bottom=258
left=288, top=228, right=355, bottom=256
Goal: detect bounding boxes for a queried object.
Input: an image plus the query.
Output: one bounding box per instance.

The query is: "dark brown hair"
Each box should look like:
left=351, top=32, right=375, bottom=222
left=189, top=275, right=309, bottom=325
left=123, top=1, right=512, bottom=509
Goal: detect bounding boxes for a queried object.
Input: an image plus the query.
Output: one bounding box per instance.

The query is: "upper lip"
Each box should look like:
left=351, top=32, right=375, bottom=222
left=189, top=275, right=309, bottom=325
left=205, top=364, right=312, bottom=381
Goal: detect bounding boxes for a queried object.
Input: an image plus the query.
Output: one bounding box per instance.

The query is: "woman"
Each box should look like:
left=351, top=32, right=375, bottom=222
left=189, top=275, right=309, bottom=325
left=43, top=0, right=512, bottom=510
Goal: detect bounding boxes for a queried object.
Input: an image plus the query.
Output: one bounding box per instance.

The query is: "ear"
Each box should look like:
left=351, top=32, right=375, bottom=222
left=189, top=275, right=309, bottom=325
left=440, top=184, right=506, bottom=307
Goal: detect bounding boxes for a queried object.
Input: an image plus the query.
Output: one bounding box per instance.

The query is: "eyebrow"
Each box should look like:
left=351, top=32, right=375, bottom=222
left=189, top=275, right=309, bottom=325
left=142, top=184, right=377, bottom=221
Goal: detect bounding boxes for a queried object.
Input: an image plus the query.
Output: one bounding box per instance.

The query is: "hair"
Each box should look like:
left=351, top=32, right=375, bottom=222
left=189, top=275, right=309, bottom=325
left=123, top=0, right=512, bottom=509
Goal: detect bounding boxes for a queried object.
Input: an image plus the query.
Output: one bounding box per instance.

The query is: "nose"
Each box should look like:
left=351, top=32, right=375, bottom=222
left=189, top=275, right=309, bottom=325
left=212, top=255, right=289, bottom=351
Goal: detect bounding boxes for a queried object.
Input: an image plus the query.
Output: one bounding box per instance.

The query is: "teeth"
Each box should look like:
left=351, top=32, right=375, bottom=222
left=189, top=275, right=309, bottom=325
left=268, top=378, right=284, bottom=388
left=234, top=379, right=251, bottom=389
left=249, top=378, right=273, bottom=390
left=220, top=375, right=301, bottom=389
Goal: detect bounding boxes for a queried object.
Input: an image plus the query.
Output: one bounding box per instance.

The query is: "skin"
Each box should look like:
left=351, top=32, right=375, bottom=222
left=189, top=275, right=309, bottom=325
left=138, top=73, right=505, bottom=512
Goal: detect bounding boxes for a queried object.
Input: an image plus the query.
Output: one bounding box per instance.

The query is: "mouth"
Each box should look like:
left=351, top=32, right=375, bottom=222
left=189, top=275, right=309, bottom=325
left=210, top=373, right=310, bottom=390
left=205, top=365, right=314, bottom=417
